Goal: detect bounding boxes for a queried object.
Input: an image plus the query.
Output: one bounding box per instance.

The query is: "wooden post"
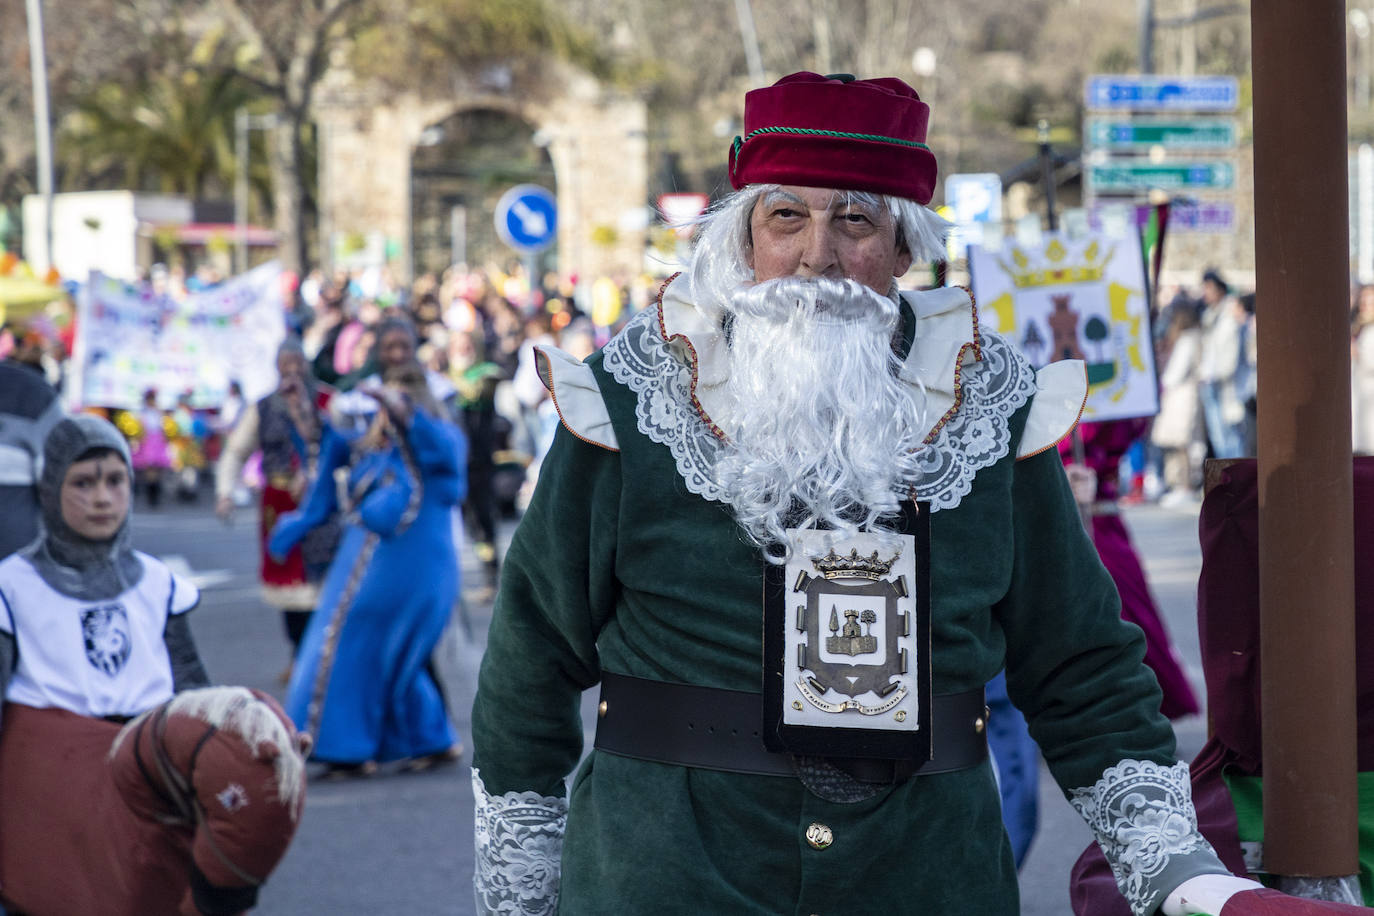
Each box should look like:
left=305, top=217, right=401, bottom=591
left=1251, top=0, right=1358, bottom=879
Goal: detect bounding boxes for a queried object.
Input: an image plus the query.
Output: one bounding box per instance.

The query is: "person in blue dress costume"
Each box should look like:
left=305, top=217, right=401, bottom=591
left=270, top=359, right=466, bottom=774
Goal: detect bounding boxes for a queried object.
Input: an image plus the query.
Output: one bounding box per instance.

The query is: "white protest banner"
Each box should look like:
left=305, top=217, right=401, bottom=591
left=73, top=261, right=285, bottom=410
left=968, top=230, right=1159, bottom=422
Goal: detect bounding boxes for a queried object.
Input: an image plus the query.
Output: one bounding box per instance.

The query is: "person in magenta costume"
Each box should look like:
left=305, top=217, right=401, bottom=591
left=1062, top=417, right=1201, bottom=720
left=129, top=388, right=172, bottom=507
left=269, top=360, right=466, bottom=774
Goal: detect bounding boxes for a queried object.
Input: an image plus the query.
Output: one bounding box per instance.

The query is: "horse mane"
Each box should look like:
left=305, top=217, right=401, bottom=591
left=110, top=686, right=306, bottom=817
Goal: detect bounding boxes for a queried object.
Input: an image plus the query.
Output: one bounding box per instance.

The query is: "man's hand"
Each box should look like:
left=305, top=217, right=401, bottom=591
left=362, top=383, right=412, bottom=424
left=215, top=495, right=234, bottom=522
left=1162, top=874, right=1265, bottom=915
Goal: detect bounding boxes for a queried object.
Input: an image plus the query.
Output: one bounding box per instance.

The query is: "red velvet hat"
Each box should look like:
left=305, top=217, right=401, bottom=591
left=728, top=71, right=938, bottom=205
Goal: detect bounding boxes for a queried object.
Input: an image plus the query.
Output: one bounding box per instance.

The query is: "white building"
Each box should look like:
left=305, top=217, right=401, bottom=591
left=22, top=190, right=274, bottom=282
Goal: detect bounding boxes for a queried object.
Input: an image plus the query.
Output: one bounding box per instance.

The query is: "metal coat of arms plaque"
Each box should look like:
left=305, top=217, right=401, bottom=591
left=762, top=501, right=931, bottom=760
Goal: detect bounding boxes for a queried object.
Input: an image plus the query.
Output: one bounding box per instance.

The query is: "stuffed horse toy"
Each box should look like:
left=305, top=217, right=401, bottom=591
left=0, top=686, right=309, bottom=915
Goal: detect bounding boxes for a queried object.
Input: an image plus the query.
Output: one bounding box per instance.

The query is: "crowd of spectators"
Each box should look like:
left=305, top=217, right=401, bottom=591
left=22, top=254, right=1374, bottom=520
left=2, top=258, right=664, bottom=576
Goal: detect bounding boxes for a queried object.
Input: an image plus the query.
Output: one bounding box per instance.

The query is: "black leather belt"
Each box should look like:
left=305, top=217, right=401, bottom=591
left=594, top=672, right=988, bottom=782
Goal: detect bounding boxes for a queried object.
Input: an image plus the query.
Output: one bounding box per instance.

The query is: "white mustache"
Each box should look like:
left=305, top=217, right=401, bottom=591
left=728, top=276, right=898, bottom=325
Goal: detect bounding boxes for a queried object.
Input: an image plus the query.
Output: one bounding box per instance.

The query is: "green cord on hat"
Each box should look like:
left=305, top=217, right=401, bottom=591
left=739, top=125, right=930, bottom=150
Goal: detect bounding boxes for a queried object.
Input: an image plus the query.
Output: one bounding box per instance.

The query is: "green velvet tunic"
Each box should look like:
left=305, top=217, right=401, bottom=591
left=472, top=302, right=1202, bottom=915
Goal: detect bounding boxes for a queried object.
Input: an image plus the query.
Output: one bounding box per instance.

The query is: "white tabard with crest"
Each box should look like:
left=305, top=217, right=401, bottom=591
left=0, top=550, right=198, bottom=719
left=783, top=529, right=920, bottom=733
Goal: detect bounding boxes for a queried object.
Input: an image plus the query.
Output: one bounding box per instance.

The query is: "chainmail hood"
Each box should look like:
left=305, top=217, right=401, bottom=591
left=19, top=414, right=144, bottom=600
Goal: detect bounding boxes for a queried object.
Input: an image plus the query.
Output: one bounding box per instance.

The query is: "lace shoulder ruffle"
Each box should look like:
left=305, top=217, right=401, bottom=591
left=601, top=308, right=1036, bottom=512
left=1068, top=759, right=1219, bottom=916
left=472, top=767, right=568, bottom=916
left=603, top=306, right=728, bottom=500
left=912, top=331, right=1035, bottom=510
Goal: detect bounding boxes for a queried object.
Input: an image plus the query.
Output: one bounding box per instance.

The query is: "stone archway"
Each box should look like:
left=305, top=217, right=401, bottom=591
left=314, top=64, right=649, bottom=285
left=410, top=107, right=557, bottom=278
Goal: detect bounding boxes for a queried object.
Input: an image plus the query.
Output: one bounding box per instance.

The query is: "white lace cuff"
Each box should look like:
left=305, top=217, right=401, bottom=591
left=1069, top=759, right=1228, bottom=916
left=472, top=767, right=568, bottom=916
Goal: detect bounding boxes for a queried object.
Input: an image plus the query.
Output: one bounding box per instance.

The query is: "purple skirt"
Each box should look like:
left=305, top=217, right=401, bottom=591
left=131, top=429, right=172, bottom=470
left=1092, top=512, right=1202, bottom=719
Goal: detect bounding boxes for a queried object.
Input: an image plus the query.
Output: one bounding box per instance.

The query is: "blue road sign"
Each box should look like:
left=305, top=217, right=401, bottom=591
left=1085, top=75, right=1239, bottom=112
left=945, top=173, right=1003, bottom=224
left=494, top=184, right=558, bottom=252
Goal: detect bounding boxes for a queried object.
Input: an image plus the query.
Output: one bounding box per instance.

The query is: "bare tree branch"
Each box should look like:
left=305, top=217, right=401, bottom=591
left=214, top=0, right=286, bottom=85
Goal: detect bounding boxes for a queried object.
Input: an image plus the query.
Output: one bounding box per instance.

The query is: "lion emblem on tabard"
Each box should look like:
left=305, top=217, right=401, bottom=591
left=81, top=603, right=132, bottom=677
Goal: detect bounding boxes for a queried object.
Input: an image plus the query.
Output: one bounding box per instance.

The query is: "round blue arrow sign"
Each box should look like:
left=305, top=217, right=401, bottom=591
left=494, top=184, right=558, bottom=252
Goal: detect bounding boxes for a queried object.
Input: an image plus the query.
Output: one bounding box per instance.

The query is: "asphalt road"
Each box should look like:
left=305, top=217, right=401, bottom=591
left=128, top=491, right=1210, bottom=915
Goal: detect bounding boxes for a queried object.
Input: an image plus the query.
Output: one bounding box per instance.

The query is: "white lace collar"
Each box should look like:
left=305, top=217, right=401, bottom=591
left=602, top=275, right=1036, bottom=512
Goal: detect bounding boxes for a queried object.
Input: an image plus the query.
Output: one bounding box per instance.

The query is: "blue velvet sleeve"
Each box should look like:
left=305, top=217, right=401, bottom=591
left=267, top=426, right=350, bottom=561
left=407, top=409, right=468, bottom=507
left=354, top=410, right=467, bottom=536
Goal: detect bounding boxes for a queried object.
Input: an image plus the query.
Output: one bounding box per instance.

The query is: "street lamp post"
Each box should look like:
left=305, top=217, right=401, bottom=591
left=1140, top=0, right=1155, bottom=73
left=912, top=48, right=942, bottom=166
left=1353, top=9, right=1371, bottom=110
left=1037, top=119, right=1059, bottom=232
left=234, top=108, right=278, bottom=276
left=25, top=0, right=54, bottom=271
left=733, top=0, right=764, bottom=83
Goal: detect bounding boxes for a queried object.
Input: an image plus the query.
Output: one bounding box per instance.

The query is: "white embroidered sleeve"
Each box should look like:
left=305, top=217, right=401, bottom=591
left=1069, top=759, right=1232, bottom=916
left=472, top=767, right=568, bottom=916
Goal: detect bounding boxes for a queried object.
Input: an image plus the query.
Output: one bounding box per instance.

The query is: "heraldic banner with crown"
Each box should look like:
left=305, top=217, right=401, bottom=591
left=968, top=229, right=1160, bottom=423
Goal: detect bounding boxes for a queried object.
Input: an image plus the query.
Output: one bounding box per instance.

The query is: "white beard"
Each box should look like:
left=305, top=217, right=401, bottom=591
left=713, top=276, right=929, bottom=561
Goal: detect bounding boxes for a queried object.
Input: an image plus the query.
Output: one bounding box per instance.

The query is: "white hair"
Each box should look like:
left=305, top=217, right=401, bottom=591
left=713, top=276, right=929, bottom=562
left=686, top=183, right=950, bottom=318
left=111, top=685, right=306, bottom=817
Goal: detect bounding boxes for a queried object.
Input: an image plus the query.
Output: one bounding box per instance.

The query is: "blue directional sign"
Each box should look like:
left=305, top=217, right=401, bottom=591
left=1087, top=159, right=1236, bottom=192
left=1085, top=117, right=1238, bottom=151
left=945, top=173, right=1003, bottom=224
left=1085, top=75, right=1239, bottom=112
left=494, top=184, right=558, bottom=252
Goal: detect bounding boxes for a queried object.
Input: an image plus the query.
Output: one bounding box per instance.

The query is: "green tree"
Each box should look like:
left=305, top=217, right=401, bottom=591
left=59, top=63, right=267, bottom=199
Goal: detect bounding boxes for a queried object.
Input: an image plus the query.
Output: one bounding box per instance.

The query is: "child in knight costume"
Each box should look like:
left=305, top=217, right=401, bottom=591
left=0, top=414, right=209, bottom=716
left=470, top=73, right=1324, bottom=916
left=0, top=415, right=309, bottom=914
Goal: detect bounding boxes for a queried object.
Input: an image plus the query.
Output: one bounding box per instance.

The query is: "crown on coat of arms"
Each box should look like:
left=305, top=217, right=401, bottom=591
left=998, top=238, right=1112, bottom=288
left=810, top=548, right=897, bottom=581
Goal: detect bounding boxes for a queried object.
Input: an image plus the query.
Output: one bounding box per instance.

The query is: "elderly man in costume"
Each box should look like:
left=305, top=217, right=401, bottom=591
left=470, top=73, right=1330, bottom=916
